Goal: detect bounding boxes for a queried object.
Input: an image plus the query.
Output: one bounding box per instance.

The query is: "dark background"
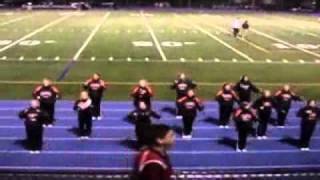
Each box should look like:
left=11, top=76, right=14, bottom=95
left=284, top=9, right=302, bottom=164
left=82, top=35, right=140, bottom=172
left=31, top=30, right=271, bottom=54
left=1, top=0, right=320, bottom=11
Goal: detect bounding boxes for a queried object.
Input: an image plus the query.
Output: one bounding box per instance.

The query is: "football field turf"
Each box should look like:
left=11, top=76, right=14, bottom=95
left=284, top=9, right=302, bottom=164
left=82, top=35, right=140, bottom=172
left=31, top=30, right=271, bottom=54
left=0, top=10, right=320, bottom=100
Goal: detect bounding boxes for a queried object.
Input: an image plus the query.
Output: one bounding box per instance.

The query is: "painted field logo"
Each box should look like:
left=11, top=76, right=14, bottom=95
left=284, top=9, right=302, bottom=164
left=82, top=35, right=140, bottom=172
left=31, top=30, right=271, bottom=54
left=132, top=41, right=197, bottom=47
left=273, top=43, right=320, bottom=50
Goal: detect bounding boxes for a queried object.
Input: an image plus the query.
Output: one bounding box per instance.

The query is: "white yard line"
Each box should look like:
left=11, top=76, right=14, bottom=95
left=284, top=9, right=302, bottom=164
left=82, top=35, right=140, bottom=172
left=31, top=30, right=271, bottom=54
left=245, top=15, right=320, bottom=40
left=251, top=28, right=320, bottom=59
left=176, top=14, right=255, bottom=62
left=72, top=12, right=110, bottom=61
left=0, top=14, right=33, bottom=27
left=0, top=15, right=71, bottom=53
left=140, top=10, right=167, bottom=61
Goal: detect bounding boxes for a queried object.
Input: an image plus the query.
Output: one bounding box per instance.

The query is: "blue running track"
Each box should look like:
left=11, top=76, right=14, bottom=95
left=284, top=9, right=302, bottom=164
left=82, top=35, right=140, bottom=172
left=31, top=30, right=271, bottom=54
left=0, top=100, right=319, bottom=173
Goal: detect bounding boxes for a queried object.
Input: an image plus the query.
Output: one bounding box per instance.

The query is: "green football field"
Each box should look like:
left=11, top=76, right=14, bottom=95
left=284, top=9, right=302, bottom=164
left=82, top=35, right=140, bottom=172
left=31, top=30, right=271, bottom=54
left=0, top=10, right=320, bottom=100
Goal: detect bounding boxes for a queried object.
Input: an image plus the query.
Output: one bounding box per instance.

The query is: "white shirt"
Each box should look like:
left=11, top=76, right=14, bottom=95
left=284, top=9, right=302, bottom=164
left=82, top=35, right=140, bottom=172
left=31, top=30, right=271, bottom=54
left=232, top=19, right=241, bottom=29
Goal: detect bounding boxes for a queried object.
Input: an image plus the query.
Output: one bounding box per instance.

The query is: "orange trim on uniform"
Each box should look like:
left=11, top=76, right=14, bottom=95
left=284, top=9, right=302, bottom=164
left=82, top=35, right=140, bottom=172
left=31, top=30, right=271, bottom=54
left=177, top=96, right=187, bottom=103
left=84, top=78, right=92, bottom=86
left=216, top=90, right=223, bottom=97
left=52, top=86, right=60, bottom=93
left=32, top=85, right=43, bottom=96
left=274, top=90, right=282, bottom=96
left=146, top=86, right=153, bottom=96
left=132, top=86, right=139, bottom=94
left=234, top=109, right=242, bottom=117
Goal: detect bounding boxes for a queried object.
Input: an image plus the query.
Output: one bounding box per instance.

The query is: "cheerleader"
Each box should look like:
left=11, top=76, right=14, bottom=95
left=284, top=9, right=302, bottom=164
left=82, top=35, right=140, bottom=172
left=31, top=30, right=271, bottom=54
left=18, top=100, right=49, bottom=154
left=74, top=91, right=93, bottom=139
left=216, top=83, right=239, bottom=128
left=297, top=100, right=320, bottom=151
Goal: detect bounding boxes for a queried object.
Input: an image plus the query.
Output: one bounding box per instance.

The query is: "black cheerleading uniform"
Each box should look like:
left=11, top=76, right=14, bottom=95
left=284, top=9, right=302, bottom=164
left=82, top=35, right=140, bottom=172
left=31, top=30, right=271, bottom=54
left=171, top=78, right=197, bottom=116
left=216, top=89, right=239, bottom=126
left=131, top=86, right=153, bottom=109
left=74, top=98, right=94, bottom=137
left=177, top=95, right=204, bottom=136
left=297, top=105, right=320, bottom=148
left=234, top=107, right=257, bottom=150
left=274, top=89, right=302, bottom=126
left=83, top=78, right=107, bottom=118
left=253, top=96, right=275, bottom=137
left=18, top=107, right=49, bottom=151
left=128, top=109, right=161, bottom=146
left=33, top=85, right=60, bottom=125
left=234, top=79, right=260, bottom=102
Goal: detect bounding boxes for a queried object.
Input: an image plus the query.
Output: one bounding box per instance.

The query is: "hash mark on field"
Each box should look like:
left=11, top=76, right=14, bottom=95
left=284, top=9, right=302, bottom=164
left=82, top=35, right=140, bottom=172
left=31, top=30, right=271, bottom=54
left=19, top=56, right=24, bottom=61
left=141, top=11, right=167, bottom=61
left=198, top=57, right=203, bottom=62
left=251, top=28, right=320, bottom=58
left=299, top=59, right=305, bottom=64
left=1, top=56, right=6, bottom=60
left=176, top=14, right=254, bottom=63
left=127, top=57, right=132, bottom=62
left=0, top=15, right=71, bottom=53
left=37, top=56, right=42, bottom=61
left=282, top=59, right=289, bottom=63
left=180, top=58, right=186, bottom=62
left=266, top=59, right=272, bottom=63
left=91, top=57, right=96, bottom=61
left=145, top=57, right=149, bottom=62
left=232, top=58, right=238, bottom=62
left=72, top=12, right=110, bottom=61
left=54, top=56, right=60, bottom=61
left=214, top=58, right=220, bottom=62
left=315, top=59, right=320, bottom=64
left=108, top=57, right=114, bottom=61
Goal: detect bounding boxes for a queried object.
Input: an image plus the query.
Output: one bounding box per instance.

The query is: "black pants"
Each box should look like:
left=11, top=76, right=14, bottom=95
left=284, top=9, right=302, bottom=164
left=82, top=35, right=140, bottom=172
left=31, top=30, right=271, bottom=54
left=300, top=121, right=316, bottom=148
left=134, top=99, right=151, bottom=110
left=257, top=112, right=271, bottom=136
left=182, top=113, right=196, bottom=135
left=176, top=101, right=183, bottom=116
left=135, top=122, right=151, bottom=146
left=219, top=104, right=233, bottom=126
left=25, top=125, right=43, bottom=151
left=276, top=107, right=289, bottom=126
left=40, top=102, right=55, bottom=125
left=78, top=117, right=92, bottom=137
left=233, top=28, right=240, bottom=37
left=91, top=97, right=102, bottom=117
left=237, top=122, right=252, bottom=150
left=239, top=95, right=251, bottom=103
